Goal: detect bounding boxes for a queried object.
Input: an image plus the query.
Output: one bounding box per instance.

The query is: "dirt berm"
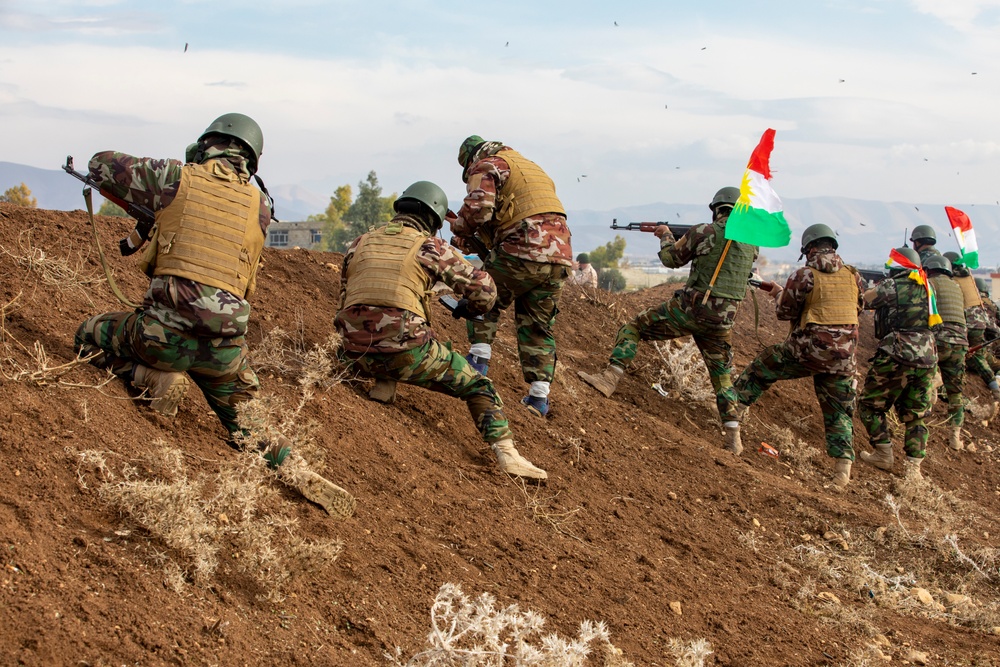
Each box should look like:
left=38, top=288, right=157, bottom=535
left=2, top=202, right=999, bottom=666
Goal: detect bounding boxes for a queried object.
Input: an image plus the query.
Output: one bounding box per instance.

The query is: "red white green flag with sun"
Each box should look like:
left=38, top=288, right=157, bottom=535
left=945, top=206, right=979, bottom=269
left=724, top=128, right=791, bottom=248
left=885, top=248, right=942, bottom=326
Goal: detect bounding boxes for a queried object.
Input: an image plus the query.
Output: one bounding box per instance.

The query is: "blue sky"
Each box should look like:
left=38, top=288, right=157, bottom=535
left=2, top=0, right=1000, bottom=214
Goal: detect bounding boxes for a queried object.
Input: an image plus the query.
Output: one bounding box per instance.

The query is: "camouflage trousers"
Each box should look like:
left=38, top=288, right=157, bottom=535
left=987, top=348, right=1000, bottom=374
left=936, top=341, right=967, bottom=427
left=734, top=343, right=856, bottom=460
left=343, top=339, right=512, bottom=443
left=967, top=328, right=997, bottom=386
left=468, top=251, right=568, bottom=384
left=610, top=295, right=738, bottom=423
left=858, top=351, right=933, bottom=459
left=75, top=310, right=258, bottom=435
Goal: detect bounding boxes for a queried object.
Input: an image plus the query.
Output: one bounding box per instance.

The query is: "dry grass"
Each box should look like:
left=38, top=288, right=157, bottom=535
left=74, top=443, right=343, bottom=600
left=578, top=286, right=630, bottom=326
left=253, top=315, right=345, bottom=391
left=652, top=339, right=714, bottom=404
left=387, top=582, right=636, bottom=666
left=0, top=229, right=104, bottom=305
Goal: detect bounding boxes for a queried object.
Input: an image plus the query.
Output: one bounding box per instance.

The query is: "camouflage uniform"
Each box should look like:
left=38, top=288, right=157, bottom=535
left=859, top=274, right=937, bottom=458
left=734, top=250, right=863, bottom=459
left=74, top=141, right=269, bottom=435
left=334, top=214, right=511, bottom=443
left=609, top=217, right=758, bottom=423
left=956, top=266, right=1000, bottom=387
left=451, top=146, right=572, bottom=386
left=980, top=292, right=1000, bottom=373
left=928, top=274, right=968, bottom=427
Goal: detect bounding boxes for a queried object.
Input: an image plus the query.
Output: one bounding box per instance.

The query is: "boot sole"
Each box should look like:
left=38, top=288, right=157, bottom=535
left=149, top=376, right=190, bottom=418
left=294, top=470, right=356, bottom=519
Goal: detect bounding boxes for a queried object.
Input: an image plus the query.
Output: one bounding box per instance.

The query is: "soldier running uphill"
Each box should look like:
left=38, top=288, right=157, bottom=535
left=335, top=181, right=547, bottom=481
left=733, top=224, right=863, bottom=489
left=578, top=187, right=759, bottom=455
left=74, top=114, right=354, bottom=517
left=858, top=247, right=938, bottom=480
left=451, top=136, right=573, bottom=418
left=924, top=254, right=969, bottom=451
left=944, top=252, right=1000, bottom=404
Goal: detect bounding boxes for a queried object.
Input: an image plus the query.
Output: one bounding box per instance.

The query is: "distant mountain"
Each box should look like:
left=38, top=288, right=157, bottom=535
left=3, top=161, right=995, bottom=267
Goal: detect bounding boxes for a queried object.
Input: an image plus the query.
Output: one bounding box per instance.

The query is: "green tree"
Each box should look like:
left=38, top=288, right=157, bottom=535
left=98, top=200, right=127, bottom=217
left=588, top=235, right=626, bottom=270
left=0, top=183, right=37, bottom=207
left=309, top=184, right=353, bottom=251
left=343, top=171, right=396, bottom=240
left=598, top=268, right=627, bottom=292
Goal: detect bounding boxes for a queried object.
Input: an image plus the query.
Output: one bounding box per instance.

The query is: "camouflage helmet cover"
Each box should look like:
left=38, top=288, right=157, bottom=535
left=394, top=180, right=450, bottom=231
left=199, top=113, right=264, bottom=171
left=709, top=186, right=740, bottom=211
left=922, top=253, right=952, bottom=275
left=458, top=135, right=486, bottom=168
left=910, top=224, right=937, bottom=244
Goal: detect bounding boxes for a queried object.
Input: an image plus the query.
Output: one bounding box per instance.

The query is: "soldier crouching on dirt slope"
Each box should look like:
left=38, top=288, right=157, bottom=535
left=733, top=224, right=863, bottom=489
left=334, top=181, right=548, bottom=481
left=73, top=114, right=355, bottom=516
left=578, top=186, right=759, bottom=455
left=857, top=247, right=937, bottom=481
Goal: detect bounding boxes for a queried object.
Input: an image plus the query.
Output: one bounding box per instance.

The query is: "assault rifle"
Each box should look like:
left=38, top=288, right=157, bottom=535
left=858, top=269, right=888, bottom=286
left=967, top=335, right=1000, bottom=357
left=62, top=156, right=156, bottom=256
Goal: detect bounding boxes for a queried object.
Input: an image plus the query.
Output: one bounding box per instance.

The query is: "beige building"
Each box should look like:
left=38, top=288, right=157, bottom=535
left=265, top=220, right=324, bottom=250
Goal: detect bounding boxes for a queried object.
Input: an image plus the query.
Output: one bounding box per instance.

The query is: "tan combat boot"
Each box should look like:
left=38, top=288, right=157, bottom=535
left=286, top=464, right=357, bottom=518
left=491, top=439, right=548, bottom=481
left=859, top=442, right=894, bottom=471
left=948, top=425, right=964, bottom=451
left=723, top=424, right=743, bottom=455
left=132, top=365, right=190, bottom=417
left=904, top=456, right=924, bottom=480
left=368, top=379, right=397, bottom=404
left=578, top=365, right=624, bottom=398
left=831, top=458, right=852, bottom=489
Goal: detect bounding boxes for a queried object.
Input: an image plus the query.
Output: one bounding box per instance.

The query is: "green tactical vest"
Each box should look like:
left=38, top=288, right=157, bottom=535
left=929, top=275, right=966, bottom=325
left=685, top=223, right=756, bottom=300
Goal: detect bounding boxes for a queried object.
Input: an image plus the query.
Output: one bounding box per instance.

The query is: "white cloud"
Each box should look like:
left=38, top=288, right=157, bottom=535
left=908, top=0, right=1000, bottom=29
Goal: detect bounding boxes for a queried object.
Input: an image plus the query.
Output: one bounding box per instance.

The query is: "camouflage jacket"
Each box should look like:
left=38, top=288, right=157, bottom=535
left=88, top=140, right=271, bottom=338
left=658, top=220, right=760, bottom=330
left=335, top=214, right=497, bottom=353
left=917, top=246, right=941, bottom=265
left=864, top=274, right=937, bottom=368
left=567, top=264, right=598, bottom=288
left=775, top=250, right=863, bottom=375
left=981, top=293, right=1000, bottom=331
left=452, top=148, right=573, bottom=266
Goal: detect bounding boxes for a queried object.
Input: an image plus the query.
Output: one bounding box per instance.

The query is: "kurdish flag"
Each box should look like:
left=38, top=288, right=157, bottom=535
left=724, top=128, right=791, bottom=248
left=945, top=206, right=979, bottom=269
left=885, top=248, right=942, bottom=326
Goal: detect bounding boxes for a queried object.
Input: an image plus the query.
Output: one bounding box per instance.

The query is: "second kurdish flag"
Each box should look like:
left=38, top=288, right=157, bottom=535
left=886, top=248, right=942, bottom=327
left=945, top=206, right=979, bottom=269
left=724, top=128, right=791, bottom=248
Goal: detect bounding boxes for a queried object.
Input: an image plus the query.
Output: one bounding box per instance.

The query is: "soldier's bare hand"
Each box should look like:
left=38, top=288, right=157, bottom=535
left=653, top=225, right=672, bottom=239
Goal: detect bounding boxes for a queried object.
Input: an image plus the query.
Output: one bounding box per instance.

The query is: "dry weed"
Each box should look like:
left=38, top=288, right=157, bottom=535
left=666, top=638, right=713, bottom=667
left=579, top=286, right=630, bottom=326
left=652, top=339, right=713, bottom=404
left=253, top=318, right=345, bottom=391
left=387, top=582, right=633, bottom=666
left=0, top=229, right=104, bottom=305
left=765, top=426, right=816, bottom=476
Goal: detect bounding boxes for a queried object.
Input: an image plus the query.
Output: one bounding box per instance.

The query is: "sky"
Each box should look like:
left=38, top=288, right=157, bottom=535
left=2, top=0, right=1000, bottom=215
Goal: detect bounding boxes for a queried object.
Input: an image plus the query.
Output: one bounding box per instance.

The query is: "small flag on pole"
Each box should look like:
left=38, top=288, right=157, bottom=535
left=724, top=128, right=791, bottom=248
left=885, top=248, right=942, bottom=326
left=944, top=206, right=979, bottom=269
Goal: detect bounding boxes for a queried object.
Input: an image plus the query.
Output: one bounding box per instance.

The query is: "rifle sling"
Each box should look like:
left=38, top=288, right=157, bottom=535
left=84, top=188, right=140, bottom=309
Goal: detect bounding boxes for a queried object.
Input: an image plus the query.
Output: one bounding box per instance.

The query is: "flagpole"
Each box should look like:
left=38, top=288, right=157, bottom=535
left=702, top=239, right=733, bottom=305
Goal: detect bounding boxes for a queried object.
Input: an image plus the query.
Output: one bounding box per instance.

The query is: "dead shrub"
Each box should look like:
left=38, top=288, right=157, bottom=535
left=0, top=229, right=104, bottom=305
left=653, top=339, right=713, bottom=404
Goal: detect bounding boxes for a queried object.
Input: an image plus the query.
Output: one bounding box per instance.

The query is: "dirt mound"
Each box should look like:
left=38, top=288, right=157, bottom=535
left=2, top=202, right=999, bottom=666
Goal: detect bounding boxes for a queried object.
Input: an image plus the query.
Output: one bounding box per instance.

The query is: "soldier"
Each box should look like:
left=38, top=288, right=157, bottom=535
left=944, top=252, right=1000, bottom=401
left=73, top=114, right=352, bottom=515
left=335, top=181, right=547, bottom=481
left=568, top=253, right=599, bottom=289
left=733, top=224, right=863, bottom=488
left=975, top=277, right=1000, bottom=375
left=578, top=187, right=758, bottom=454
left=451, top=135, right=572, bottom=418
left=858, top=247, right=937, bottom=479
left=924, top=255, right=968, bottom=450
left=911, top=225, right=941, bottom=264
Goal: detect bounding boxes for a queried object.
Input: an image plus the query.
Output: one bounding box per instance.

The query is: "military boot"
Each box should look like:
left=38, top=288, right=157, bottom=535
left=578, top=365, right=624, bottom=398
left=831, top=458, right=852, bottom=489
left=859, top=442, right=894, bottom=471
left=491, top=439, right=548, bottom=481
left=132, top=365, right=190, bottom=417
left=948, top=425, right=964, bottom=451
left=904, top=456, right=924, bottom=480
left=723, top=424, right=743, bottom=455
left=288, top=466, right=357, bottom=518
left=368, top=379, right=397, bottom=404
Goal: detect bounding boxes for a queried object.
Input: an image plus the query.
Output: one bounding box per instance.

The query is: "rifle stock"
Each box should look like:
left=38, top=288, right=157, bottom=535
left=62, top=156, right=156, bottom=256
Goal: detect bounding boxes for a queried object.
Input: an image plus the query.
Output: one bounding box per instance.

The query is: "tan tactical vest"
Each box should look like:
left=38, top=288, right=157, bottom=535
left=799, top=266, right=860, bottom=327
left=142, top=160, right=263, bottom=297
left=954, top=274, right=983, bottom=309
left=494, top=149, right=565, bottom=229
left=930, top=275, right=966, bottom=324
left=342, top=222, right=432, bottom=318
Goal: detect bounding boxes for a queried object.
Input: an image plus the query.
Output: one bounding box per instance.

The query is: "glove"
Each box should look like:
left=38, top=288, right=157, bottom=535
left=451, top=298, right=473, bottom=320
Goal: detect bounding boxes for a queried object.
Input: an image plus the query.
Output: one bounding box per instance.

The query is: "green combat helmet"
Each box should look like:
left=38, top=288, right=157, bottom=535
left=943, top=251, right=965, bottom=268
left=976, top=277, right=991, bottom=295
left=458, top=135, right=486, bottom=168
left=910, top=224, right=937, bottom=245
left=891, top=246, right=920, bottom=272
left=709, top=186, right=740, bottom=211
left=199, top=113, right=264, bottom=173
left=922, top=253, right=952, bottom=276
left=800, top=223, right=838, bottom=253
left=394, top=181, right=450, bottom=233
left=577, top=253, right=590, bottom=264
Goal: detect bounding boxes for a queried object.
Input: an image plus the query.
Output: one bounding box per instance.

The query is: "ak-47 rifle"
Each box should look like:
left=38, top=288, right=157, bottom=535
left=62, top=156, right=156, bottom=256
left=967, top=335, right=1000, bottom=357
left=858, top=268, right=889, bottom=285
